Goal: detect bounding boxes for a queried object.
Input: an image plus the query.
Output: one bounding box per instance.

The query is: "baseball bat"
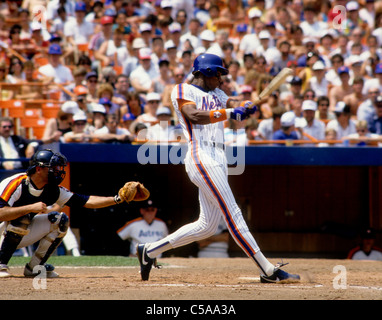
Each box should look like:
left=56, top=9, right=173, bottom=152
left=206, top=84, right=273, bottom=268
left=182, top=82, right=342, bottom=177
left=250, top=68, right=293, bottom=106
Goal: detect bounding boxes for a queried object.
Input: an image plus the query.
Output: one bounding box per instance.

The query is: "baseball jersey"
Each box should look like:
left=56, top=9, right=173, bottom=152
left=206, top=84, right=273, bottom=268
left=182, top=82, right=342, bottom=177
left=348, top=247, right=382, bottom=261
left=117, top=217, right=168, bottom=256
left=0, top=173, right=89, bottom=213
left=171, top=83, right=229, bottom=146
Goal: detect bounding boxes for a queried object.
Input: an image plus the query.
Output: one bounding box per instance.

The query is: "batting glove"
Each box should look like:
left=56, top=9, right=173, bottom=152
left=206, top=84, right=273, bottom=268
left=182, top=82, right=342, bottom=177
left=228, top=107, right=249, bottom=121
left=240, top=100, right=257, bottom=115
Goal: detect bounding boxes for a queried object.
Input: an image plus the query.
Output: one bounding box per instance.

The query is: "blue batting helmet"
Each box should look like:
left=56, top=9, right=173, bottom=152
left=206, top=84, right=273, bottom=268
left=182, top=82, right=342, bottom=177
left=192, top=53, right=228, bottom=77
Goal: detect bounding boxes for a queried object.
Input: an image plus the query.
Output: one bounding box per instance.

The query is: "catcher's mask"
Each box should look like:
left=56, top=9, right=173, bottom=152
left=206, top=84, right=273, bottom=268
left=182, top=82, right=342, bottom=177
left=27, top=149, right=67, bottom=185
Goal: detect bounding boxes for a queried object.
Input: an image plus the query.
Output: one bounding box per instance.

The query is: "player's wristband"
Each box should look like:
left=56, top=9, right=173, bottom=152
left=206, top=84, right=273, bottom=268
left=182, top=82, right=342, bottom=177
left=209, top=109, right=229, bottom=123
left=240, top=100, right=253, bottom=108
left=114, top=195, right=122, bottom=204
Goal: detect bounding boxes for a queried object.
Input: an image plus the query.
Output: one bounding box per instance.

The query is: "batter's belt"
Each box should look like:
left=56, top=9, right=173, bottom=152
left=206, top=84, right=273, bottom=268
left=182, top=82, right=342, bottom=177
left=201, top=141, right=225, bottom=150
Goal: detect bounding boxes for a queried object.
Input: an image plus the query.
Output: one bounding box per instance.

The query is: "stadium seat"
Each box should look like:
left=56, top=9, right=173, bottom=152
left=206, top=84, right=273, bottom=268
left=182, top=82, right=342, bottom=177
left=0, top=100, right=25, bottom=135
left=42, top=103, right=61, bottom=119
left=48, top=90, right=62, bottom=100
left=0, top=100, right=25, bottom=117
left=20, top=117, right=47, bottom=140
left=24, top=108, right=41, bottom=118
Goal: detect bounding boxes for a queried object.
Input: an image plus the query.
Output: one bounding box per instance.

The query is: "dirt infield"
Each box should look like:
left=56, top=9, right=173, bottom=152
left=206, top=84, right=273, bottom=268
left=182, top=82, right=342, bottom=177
left=1, top=258, right=382, bottom=300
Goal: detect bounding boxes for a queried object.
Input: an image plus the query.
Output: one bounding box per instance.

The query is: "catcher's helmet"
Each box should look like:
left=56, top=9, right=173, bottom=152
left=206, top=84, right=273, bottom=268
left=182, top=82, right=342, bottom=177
left=27, top=149, right=67, bottom=185
left=192, top=53, right=228, bottom=77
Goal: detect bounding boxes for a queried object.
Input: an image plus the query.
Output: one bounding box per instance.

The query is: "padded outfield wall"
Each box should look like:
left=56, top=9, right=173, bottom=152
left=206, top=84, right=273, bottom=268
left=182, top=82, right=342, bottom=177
left=31, top=144, right=382, bottom=257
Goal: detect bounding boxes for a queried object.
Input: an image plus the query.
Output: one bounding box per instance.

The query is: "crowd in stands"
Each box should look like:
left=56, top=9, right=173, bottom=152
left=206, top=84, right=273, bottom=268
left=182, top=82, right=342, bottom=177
left=1, top=0, right=382, bottom=147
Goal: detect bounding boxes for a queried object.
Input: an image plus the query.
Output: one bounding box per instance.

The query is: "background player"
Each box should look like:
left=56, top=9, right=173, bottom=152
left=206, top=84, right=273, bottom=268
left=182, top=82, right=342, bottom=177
left=197, top=216, right=229, bottom=258
left=136, top=53, right=300, bottom=283
left=117, top=198, right=168, bottom=257
left=0, top=149, right=147, bottom=278
left=347, top=228, right=382, bottom=261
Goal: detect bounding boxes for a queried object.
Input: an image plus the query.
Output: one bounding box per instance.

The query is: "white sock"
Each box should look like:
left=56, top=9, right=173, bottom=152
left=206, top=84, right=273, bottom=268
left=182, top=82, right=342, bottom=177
left=71, top=248, right=81, bottom=257
left=252, top=251, right=275, bottom=276
left=146, top=239, right=173, bottom=259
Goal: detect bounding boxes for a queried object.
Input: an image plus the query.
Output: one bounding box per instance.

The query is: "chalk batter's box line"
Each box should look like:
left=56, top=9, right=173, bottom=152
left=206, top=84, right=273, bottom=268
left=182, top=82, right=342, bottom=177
left=142, top=283, right=382, bottom=291
left=10, top=266, right=382, bottom=291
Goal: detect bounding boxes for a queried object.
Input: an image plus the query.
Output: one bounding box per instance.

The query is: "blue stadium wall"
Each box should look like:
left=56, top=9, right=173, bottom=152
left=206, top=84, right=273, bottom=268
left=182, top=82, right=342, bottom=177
left=55, top=144, right=382, bottom=258
left=1, top=144, right=377, bottom=258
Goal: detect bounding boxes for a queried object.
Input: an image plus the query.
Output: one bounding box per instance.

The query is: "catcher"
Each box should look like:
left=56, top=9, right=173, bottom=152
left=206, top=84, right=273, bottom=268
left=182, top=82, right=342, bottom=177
left=0, top=149, right=149, bottom=278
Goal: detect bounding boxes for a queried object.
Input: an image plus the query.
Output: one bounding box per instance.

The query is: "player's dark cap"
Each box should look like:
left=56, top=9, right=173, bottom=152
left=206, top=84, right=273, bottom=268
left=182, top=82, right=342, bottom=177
left=140, top=198, right=157, bottom=209
left=361, top=228, right=376, bottom=239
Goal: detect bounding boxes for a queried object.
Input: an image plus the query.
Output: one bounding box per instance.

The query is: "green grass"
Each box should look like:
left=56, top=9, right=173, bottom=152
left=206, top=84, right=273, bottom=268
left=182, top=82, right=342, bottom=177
left=8, top=256, right=139, bottom=267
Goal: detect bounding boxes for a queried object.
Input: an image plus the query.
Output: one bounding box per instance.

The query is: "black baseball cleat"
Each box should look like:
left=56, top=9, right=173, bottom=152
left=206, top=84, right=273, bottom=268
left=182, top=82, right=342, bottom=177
left=136, top=244, right=160, bottom=281
left=260, top=262, right=300, bottom=284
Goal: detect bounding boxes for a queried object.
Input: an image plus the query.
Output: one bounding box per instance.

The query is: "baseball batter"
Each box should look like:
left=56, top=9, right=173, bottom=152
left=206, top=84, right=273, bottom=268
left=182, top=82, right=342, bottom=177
left=137, top=53, right=300, bottom=283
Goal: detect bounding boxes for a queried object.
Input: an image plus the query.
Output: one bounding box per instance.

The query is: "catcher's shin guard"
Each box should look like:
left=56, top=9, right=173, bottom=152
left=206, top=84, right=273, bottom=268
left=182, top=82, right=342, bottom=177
left=0, top=216, right=31, bottom=265
left=28, top=212, right=69, bottom=268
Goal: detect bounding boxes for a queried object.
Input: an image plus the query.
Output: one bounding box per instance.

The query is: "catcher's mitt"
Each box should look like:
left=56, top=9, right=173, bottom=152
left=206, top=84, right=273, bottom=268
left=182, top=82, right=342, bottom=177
left=115, top=182, right=150, bottom=204
left=134, top=182, right=150, bottom=201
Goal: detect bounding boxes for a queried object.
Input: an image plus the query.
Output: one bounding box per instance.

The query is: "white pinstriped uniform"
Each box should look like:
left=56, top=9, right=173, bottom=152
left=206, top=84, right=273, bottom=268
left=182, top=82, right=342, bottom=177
left=145, top=83, right=264, bottom=264
left=174, top=84, right=228, bottom=147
